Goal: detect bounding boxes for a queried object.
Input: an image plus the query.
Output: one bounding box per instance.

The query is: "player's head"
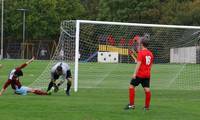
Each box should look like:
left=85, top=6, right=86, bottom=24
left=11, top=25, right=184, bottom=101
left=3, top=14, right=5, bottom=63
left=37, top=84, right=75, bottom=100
left=140, top=33, right=150, bottom=48
left=56, top=66, right=63, bottom=75
left=140, top=36, right=149, bottom=48
left=14, top=70, right=23, bottom=77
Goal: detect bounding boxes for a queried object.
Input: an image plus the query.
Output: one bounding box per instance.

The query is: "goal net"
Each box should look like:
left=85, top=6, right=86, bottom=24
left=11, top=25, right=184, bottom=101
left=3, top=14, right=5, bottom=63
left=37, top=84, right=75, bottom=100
left=30, top=20, right=200, bottom=91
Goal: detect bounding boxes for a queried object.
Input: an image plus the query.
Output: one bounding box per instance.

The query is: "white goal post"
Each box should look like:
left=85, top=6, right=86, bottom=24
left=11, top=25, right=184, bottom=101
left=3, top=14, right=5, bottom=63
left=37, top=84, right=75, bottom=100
left=30, top=20, right=200, bottom=92
left=74, top=20, right=200, bottom=92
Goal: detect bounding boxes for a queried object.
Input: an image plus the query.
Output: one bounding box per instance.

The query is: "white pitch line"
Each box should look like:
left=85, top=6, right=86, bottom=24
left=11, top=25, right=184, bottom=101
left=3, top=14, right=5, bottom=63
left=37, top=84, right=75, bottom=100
left=168, top=64, right=186, bottom=88
left=94, top=64, right=118, bottom=87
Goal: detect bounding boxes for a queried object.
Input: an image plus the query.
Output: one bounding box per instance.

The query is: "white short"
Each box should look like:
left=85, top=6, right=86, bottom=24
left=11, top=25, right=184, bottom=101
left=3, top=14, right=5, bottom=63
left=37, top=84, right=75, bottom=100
left=15, top=86, right=30, bottom=95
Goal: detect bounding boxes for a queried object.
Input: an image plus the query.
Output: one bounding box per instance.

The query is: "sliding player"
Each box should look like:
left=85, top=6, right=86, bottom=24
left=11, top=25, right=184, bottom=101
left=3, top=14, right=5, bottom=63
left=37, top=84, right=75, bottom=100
left=0, top=57, right=49, bottom=96
left=47, top=62, right=72, bottom=96
left=125, top=36, right=154, bottom=110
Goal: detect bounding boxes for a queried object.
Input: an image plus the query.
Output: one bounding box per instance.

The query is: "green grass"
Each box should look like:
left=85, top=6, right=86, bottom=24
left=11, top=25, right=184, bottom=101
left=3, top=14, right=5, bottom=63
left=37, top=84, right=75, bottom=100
left=0, top=60, right=200, bottom=120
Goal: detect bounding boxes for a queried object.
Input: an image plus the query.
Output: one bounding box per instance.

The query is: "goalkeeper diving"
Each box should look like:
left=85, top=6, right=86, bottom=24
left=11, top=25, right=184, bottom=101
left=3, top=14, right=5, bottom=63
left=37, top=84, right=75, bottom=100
left=47, top=62, right=72, bottom=96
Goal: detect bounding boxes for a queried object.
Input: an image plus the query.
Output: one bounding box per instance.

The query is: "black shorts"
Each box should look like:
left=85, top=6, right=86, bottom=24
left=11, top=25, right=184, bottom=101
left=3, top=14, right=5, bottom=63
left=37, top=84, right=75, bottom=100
left=130, top=77, right=150, bottom=88
left=53, top=73, right=60, bottom=80
left=66, top=70, right=72, bottom=78
left=53, top=70, right=72, bottom=80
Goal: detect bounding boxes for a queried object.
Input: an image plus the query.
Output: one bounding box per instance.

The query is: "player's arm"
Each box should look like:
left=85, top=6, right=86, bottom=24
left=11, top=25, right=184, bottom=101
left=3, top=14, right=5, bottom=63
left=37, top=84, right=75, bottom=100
left=0, top=79, right=11, bottom=96
left=128, top=49, right=137, bottom=63
left=132, top=52, right=142, bottom=79
left=132, top=61, right=141, bottom=79
left=58, top=70, right=72, bottom=87
left=66, top=70, right=73, bottom=87
left=26, top=56, right=35, bottom=65
left=50, top=71, right=58, bottom=88
left=57, top=74, right=67, bottom=87
left=17, top=56, right=35, bottom=69
left=50, top=71, right=56, bottom=84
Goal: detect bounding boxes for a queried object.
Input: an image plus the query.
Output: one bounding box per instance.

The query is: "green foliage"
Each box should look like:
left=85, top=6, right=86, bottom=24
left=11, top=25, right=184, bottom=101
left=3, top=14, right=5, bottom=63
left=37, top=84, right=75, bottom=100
left=92, top=0, right=200, bottom=26
left=81, top=0, right=100, bottom=20
left=3, top=0, right=86, bottom=40
left=176, top=0, right=200, bottom=25
left=159, top=0, right=200, bottom=26
left=97, top=0, right=161, bottom=23
left=2, top=0, right=200, bottom=42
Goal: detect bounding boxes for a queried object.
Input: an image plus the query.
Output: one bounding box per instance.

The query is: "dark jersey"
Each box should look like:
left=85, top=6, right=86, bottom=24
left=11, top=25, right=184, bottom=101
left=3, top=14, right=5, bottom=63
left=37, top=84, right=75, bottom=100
left=3, top=63, right=27, bottom=90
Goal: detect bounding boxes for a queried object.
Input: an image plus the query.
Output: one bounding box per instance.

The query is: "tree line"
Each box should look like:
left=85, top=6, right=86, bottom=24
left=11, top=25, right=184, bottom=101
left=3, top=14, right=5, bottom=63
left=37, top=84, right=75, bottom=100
left=1, top=0, right=200, bottom=41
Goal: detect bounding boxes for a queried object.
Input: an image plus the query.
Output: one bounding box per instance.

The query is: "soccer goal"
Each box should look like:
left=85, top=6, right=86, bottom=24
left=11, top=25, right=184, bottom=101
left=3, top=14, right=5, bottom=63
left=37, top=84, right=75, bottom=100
left=30, top=20, right=200, bottom=91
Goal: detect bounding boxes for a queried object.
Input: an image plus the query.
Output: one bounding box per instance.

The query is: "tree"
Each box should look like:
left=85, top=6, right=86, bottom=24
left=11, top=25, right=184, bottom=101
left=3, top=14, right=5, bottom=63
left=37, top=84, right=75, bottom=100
left=159, top=0, right=200, bottom=25
left=3, top=0, right=86, bottom=41
left=97, top=0, right=161, bottom=24
left=175, top=0, right=200, bottom=25
left=81, top=0, right=100, bottom=20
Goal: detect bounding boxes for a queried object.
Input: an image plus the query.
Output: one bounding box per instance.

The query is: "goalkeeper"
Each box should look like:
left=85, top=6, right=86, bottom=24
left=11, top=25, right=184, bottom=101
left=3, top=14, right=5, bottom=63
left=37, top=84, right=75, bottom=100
left=47, top=62, right=72, bottom=96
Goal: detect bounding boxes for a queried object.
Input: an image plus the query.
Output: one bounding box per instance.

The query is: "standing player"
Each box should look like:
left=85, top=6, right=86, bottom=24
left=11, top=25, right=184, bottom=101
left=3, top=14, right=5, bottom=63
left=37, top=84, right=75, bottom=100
left=47, top=62, right=72, bottom=96
left=0, top=57, right=49, bottom=96
left=125, top=37, right=154, bottom=110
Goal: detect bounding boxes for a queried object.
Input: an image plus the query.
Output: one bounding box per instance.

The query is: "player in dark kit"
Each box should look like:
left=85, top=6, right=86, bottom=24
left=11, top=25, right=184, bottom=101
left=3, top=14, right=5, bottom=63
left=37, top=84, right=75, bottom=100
left=0, top=57, right=49, bottom=96
left=125, top=36, right=154, bottom=110
left=47, top=62, right=72, bottom=96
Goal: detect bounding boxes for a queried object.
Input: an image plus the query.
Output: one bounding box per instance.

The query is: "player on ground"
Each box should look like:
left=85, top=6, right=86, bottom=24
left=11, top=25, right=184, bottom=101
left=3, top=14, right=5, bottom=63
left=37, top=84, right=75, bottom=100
left=47, top=62, right=72, bottom=96
left=125, top=36, right=154, bottom=110
left=0, top=57, right=49, bottom=96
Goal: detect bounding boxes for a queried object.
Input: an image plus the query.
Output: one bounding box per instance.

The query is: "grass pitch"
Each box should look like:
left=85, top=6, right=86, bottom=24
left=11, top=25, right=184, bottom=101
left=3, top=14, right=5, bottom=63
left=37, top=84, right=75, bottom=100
left=0, top=60, right=200, bottom=120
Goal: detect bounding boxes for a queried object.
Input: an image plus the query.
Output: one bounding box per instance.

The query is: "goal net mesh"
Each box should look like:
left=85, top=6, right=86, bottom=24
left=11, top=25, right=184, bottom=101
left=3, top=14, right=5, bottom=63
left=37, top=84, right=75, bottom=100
left=30, top=20, right=200, bottom=90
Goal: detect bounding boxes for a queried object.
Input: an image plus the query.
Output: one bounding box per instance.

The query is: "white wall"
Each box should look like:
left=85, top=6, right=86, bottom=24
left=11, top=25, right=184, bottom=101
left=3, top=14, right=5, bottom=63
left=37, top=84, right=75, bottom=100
left=98, top=52, right=118, bottom=63
left=170, top=46, right=197, bottom=63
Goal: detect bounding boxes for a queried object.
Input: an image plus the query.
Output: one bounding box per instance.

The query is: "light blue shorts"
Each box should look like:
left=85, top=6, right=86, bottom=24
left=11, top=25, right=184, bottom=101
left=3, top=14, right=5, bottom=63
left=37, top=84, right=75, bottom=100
left=15, top=86, right=30, bottom=95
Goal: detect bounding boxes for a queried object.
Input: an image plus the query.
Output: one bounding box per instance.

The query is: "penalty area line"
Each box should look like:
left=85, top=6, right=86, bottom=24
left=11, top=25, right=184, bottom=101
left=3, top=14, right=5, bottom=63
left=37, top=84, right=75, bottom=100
left=167, top=64, right=186, bottom=88
left=94, top=64, right=118, bottom=87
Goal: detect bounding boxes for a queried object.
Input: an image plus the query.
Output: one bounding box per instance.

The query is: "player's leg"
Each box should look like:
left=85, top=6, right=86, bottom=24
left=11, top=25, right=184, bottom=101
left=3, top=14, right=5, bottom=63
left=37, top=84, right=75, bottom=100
left=57, top=80, right=64, bottom=87
left=31, top=88, right=49, bottom=95
left=124, top=77, right=140, bottom=110
left=127, top=84, right=136, bottom=108
left=47, top=80, right=56, bottom=92
left=144, top=87, right=151, bottom=110
left=16, top=86, right=49, bottom=95
left=65, top=70, right=72, bottom=96
left=52, top=80, right=64, bottom=93
left=66, top=79, right=72, bottom=96
left=15, top=86, right=29, bottom=95
left=47, top=74, right=59, bottom=92
left=141, top=78, right=151, bottom=110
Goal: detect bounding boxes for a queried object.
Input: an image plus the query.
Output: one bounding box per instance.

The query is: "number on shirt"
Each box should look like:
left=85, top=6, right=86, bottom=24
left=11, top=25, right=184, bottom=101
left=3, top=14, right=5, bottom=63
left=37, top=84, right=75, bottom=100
left=145, top=56, right=151, bottom=65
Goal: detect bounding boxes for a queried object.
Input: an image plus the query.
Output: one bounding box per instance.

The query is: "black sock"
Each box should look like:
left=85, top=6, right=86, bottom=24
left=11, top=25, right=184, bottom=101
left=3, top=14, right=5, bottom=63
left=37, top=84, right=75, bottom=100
left=66, top=82, right=71, bottom=92
left=47, top=82, right=54, bottom=92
